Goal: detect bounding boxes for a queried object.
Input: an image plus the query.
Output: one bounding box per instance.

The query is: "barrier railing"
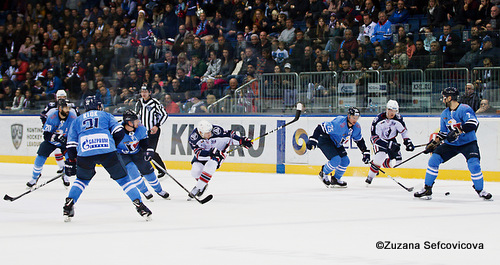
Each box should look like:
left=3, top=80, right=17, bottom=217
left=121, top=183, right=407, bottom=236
left=471, top=67, right=500, bottom=106
left=424, top=67, right=469, bottom=111
left=257, top=73, right=300, bottom=112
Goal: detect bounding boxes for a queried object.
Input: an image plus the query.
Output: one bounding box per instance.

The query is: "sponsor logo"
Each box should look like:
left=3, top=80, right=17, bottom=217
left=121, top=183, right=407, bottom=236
left=11, top=124, right=23, bottom=149
left=292, top=128, right=308, bottom=155
left=81, top=133, right=110, bottom=152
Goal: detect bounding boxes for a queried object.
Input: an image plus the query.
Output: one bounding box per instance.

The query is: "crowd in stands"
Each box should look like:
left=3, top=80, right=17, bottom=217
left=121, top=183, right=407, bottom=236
left=1, top=0, right=500, bottom=113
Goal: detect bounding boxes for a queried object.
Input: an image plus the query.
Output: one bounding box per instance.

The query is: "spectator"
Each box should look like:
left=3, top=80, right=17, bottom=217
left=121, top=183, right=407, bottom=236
left=459, top=83, right=481, bottom=112
left=425, top=0, right=445, bottom=29
left=427, top=41, right=443, bottom=69
left=336, top=29, right=358, bottom=60
left=384, top=1, right=396, bottom=18
left=45, top=69, right=63, bottom=98
left=371, top=12, right=393, bottom=51
left=391, top=42, right=409, bottom=69
left=166, top=78, right=186, bottom=103
left=478, top=36, right=500, bottom=65
left=164, top=93, right=180, bottom=113
left=361, top=0, right=380, bottom=22
left=409, top=39, right=430, bottom=69
left=422, top=27, right=437, bottom=52
left=358, top=14, right=377, bottom=43
left=190, top=54, right=207, bottom=83
left=458, top=38, right=481, bottom=69
left=389, top=0, right=410, bottom=24
left=278, top=18, right=296, bottom=45
left=476, top=99, right=497, bottom=114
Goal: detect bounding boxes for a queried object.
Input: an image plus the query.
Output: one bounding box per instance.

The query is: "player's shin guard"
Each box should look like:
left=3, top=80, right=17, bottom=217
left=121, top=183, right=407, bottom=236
left=424, top=154, right=443, bottom=187
left=332, top=156, right=349, bottom=180
left=115, top=176, right=141, bottom=202
left=324, top=156, right=341, bottom=175
left=55, top=150, right=65, bottom=171
left=143, top=172, right=163, bottom=193
left=67, top=178, right=90, bottom=203
left=131, top=175, right=149, bottom=194
left=32, top=156, right=47, bottom=179
left=366, top=163, right=380, bottom=184
left=467, top=157, right=484, bottom=191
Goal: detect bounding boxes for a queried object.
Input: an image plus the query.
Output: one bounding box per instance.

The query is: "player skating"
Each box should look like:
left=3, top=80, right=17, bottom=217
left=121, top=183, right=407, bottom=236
left=40, top=90, right=79, bottom=176
left=366, top=100, right=415, bottom=184
left=306, top=107, right=371, bottom=188
left=63, top=96, right=152, bottom=221
left=187, top=120, right=253, bottom=199
left=117, top=109, right=170, bottom=201
left=27, top=99, right=77, bottom=188
left=414, top=87, right=492, bottom=200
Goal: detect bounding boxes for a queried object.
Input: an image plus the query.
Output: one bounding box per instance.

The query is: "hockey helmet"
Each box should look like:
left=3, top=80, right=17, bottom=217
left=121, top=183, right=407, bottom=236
left=123, top=109, right=139, bottom=122
left=347, top=107, right=361, bottom=117
left=84, top=95, right=103, bottom=111
left=56, top=90, right=67, bottom=99
left=197, top=120, right=213, bottom=135
left=386, top=99, right=399, bottom=112
left=442, top=87, right=459, bottom=100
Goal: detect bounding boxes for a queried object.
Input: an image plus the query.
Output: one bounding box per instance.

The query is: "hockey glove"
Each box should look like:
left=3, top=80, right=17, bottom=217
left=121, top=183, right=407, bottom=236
left=240, top=137, right=253, bottom=149
left=388, top=141, right=401, bottom=154
left=64, top=159, right=77, bottom=176
left=51, top=134, right=67, bottom=145
left=362, top=151, right=371, bottom=164
left=209, top=148, right=226, bottom=162
left=446, top=129, right=460, bottom=143
left=404, top=138, right=415, bottom=152
left=424, top=140, right=439, bottom=154
left=306, top=137, right=318, bottom=150
left=144, top=148, right=154, bottom=161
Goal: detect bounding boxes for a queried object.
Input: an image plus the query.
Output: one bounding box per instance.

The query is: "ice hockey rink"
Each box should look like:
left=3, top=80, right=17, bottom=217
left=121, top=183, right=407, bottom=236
left=1, top=162, right=499, bottom=265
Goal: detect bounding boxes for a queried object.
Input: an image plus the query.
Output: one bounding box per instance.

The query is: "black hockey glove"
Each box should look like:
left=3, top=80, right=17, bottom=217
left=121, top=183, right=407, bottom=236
left=362, top=151, right=371, bottom=164
left=306, top=137, right=318, bottom=150
left=240, top=137, right=253, bottom=149
left=446, top=129, right=460, bottom=143
left=65, top=159, right=77, bottom=176
left=388, top=141, right=400, bottom=154
left=144, top=148, right=154, bottom=161
left=209, top=148, right=226, bottom=162
left=424, top=140, right=439, bottom=154
left=404, top=138, right=415, bottom=152
left=51, top=134, right=67, bottom=145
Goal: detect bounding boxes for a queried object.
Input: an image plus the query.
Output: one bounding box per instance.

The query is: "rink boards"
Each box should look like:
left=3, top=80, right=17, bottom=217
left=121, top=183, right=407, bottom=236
left=1, top=114, right=499, bottom=181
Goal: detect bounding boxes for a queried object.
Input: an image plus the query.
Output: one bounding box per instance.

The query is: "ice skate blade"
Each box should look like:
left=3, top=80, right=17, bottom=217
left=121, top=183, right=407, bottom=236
left=330, top=185, right=348, bottom=188
left=415, top=196, right=432, bottom=200
left=64, top=216, right=72, bottom=222
left=143, top=215, right=152, bottom=221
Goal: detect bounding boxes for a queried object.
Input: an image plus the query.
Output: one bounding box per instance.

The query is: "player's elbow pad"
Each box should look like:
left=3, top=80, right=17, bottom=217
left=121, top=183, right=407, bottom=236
left=112, top=129, right=126, bottom=146
left=462, top=121, right=478, bottom=133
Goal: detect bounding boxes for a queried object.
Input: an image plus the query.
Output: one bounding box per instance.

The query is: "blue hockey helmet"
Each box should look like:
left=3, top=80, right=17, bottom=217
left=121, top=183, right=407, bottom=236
left=84, top=95, right=102, bottom=111
left=442, top=87, right=459, bottom=100
left=123, top=109, right=139, bottom=122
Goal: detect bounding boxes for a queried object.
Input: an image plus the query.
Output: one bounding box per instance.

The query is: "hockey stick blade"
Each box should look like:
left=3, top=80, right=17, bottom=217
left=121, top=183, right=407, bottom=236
left=152, top=160, right=213, bottom=204
left=372, top=163, right=414, bottom=192
left=4, top=194, right=15, bottom=201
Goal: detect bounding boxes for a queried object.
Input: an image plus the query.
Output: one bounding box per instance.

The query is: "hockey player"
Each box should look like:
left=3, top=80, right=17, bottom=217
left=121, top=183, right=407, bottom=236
left=40, top=90, right=77, bottom=175
left=306, top=107, right=371, bottom=187
left=188, top=120, right=253, bottom=199
left=415, top=87, right=492, bottom=200
left=27, top=99, right=77, bottom=188
left=63, top=96, right=152, bottom=221
left=366, top=100, right=415, bottom=184
left=117, top=109, right=170, bottom=200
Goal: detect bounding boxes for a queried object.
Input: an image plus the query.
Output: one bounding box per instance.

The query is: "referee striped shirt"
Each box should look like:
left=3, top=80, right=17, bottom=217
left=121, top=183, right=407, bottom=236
left=135, top=98, right=168, bottom=131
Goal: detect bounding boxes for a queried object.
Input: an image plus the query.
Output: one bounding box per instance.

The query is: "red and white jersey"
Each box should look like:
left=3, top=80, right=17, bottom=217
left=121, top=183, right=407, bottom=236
left=189, top=125, right=241, bottom=162
left=370, top=112, right=410, bottom=146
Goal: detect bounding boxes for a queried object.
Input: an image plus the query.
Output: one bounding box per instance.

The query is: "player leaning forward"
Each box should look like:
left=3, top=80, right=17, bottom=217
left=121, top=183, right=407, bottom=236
left=366, top=100, right=415, bottom=184
left=188, top=120, right=253, bottom=199
left=306, top=107, right=371, bottom=187
left=63, top=96, right=152, bottom=221
left=414, top=87, right=492, bottom=200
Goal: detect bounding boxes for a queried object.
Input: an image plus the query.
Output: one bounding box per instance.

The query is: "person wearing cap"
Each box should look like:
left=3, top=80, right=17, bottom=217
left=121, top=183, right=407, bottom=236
left=478, top=35, right=500, bottom=65
left=365, top=100, right=415, bottom=185
left=135, top=85, right=169, bottom=178
left=306, top=107, right=371, bottom=188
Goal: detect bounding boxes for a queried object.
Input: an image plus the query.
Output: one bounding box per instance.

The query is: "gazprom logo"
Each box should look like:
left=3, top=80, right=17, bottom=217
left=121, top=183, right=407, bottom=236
left=292, top=128, right=308, bottom=155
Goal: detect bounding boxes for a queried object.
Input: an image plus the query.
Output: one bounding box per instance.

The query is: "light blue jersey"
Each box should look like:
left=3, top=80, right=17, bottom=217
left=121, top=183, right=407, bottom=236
left=116, top=125, right=148, bottom=155
left=67, top=110, right=123, bottom=157
left=440, top=104, right=478, bottom=146
left=322, top=116, right=363, bottom=148
left=43, top=108, right=77, bottom=147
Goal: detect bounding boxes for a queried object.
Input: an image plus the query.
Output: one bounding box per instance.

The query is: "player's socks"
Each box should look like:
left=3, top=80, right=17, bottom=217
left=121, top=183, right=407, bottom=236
left=68, top=178, right=90, bottom=203
left=143, top=172, right=163, bottom=193
left=131, top=175, right=149, bottom=194
left=115, top=176, right=141, bottom=202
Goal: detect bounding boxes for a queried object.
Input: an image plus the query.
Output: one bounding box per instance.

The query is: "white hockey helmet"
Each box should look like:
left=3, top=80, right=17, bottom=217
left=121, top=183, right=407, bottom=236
left=56, top=90, right=67, bottom=99
left=386, top=99, right=399, bottom=112
left=197, top=120, right=213, bottom=135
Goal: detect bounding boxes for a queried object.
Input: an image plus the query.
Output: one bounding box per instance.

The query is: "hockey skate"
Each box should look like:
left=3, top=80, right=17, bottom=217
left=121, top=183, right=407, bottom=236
left=330, top=177, right=347, bottom=188
left=414, top=185, right=433, bottom=200
left=26, top=174, right=40, bottom=189
left=157, top=171, right=165, bottom=179
left=57, top=167, right=64, bottom=174
left=62, top=174, right=70, bottom=187
left=188, top=186, right=200, bottom=201
left=365, top=176, right=374, bottom=185
left=63, top=197, right=75, bottom=222
left=473, top=185, right=493, bottom=200
left=157, top=190, right=170, bottom=200
left=133, top=199, right=152, bottom=221
left=318, top=165, right=331, bottom=188
left=143, top=191, right=154, bottom=201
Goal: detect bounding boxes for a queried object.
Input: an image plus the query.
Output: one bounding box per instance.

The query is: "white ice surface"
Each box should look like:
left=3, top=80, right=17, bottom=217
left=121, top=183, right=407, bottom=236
left=1, top=162, right=499, bottom=265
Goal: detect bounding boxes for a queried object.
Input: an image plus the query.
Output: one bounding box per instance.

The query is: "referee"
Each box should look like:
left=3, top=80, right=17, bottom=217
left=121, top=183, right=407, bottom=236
left=135, top=85, right=168, bottom=177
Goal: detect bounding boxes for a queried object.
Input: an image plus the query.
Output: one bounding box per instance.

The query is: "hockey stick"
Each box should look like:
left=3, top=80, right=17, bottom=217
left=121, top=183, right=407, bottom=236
left=151, top=160, right=213, bottom=204
left=393, top=150, right=426, bottom=169
left=371, top=163, right=414, bottom=192
left=227, top=102, right=304, bottom=154
left=4, top=173, right=64, bottom=202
